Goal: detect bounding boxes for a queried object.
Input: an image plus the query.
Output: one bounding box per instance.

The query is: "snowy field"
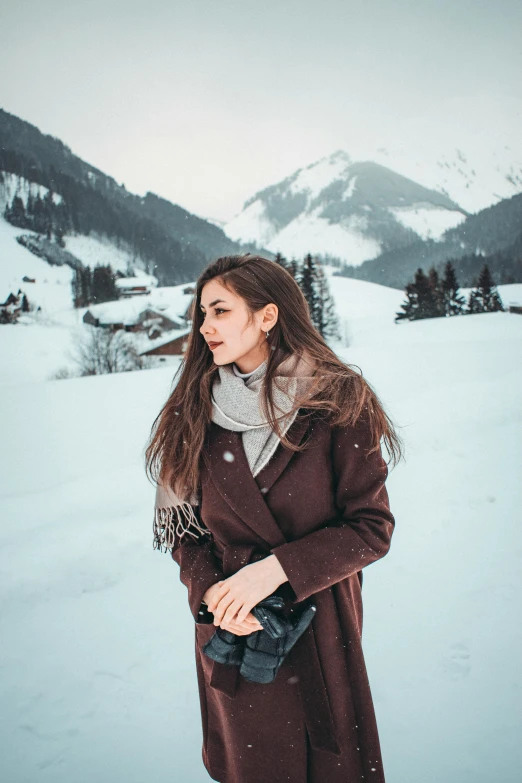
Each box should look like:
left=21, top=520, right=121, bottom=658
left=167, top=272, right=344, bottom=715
left=1, top=233, right=522, bottom=781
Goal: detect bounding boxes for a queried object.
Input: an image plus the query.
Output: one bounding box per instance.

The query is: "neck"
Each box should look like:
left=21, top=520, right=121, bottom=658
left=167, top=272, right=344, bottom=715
left=233, top=347, right=270, bottom=374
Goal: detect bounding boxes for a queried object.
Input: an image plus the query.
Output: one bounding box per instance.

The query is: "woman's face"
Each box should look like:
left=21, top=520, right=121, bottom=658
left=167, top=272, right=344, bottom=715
left=199, top=279, right=278, bottom=370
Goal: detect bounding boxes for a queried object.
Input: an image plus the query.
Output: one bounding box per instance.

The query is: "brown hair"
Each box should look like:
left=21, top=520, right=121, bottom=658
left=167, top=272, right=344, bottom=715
left=145, top=253, right=404, bottom=498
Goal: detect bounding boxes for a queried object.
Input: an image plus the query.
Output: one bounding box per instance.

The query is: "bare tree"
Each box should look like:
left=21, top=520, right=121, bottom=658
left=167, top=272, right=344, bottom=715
left=71, top=326, right=148, bottom=376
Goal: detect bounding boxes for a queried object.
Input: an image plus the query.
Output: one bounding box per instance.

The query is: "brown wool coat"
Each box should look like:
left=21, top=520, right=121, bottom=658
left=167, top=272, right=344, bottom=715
left=171, top=408, right=395, bottom=783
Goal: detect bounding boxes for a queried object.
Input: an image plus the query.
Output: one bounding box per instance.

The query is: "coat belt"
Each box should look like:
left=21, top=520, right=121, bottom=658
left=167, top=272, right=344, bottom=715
left=208, top=545, right=342, bottom=756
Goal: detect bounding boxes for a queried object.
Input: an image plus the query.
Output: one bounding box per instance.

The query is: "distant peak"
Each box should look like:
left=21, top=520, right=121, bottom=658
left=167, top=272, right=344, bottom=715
left=329, top=149, right=351, bottom=162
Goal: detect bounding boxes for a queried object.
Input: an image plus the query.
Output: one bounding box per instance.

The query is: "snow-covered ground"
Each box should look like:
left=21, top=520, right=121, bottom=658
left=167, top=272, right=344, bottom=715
left=1, top=229, right=522, bottom=781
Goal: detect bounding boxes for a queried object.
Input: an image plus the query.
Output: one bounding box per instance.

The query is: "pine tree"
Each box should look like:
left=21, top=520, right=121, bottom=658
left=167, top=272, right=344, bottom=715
left=299, top=254, right=340, bottom=339
left=428, top=267, right=446, bottom=317
left=55, top=227, right=65, bottom=248
left=395, top=279, right=419, bottom=322
left=27, top=191, right=35, bottom=217
left=72, top=267, right=93, bottom=308
left=21, top=293, right=30, bottom=312
left=273, top=252, right=289, bottom=271
left=5, top=195, right=28, bottom=229
left=31, top=194, right=48, bottom=234
left=91, top=265, right=119, bottom=304
left=43, top=191, right=54, bottom=239
left=288, top=257, right=301, bottom=283
left=416, top=267, right=442, bottom=319
left=441, top=260, right=466, bottom=316
left=316, top=262, right=341, bottom=341
left=71, top=269, right=79, bottom=308
left=395, top=266, right=444, bottom=322
left=84, top=267, right=93, bottom=306
left=300, top=254, right=322, bottom=329
left=467, top=264, right=505, bottom=314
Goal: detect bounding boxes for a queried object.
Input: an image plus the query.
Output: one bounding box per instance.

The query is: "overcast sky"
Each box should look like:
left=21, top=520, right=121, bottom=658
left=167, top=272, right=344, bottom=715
left=1, top=0, right=521, bottom=222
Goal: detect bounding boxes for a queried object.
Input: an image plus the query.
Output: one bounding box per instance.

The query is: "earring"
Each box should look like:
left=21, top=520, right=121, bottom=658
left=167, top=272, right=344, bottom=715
left=266, top=329, right=270, bottom=339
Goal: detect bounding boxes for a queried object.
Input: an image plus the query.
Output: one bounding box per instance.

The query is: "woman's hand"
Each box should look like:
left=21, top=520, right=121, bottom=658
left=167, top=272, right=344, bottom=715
left=207, top=555, right=288, bottom=628
left=202, top=582, right=263, bottom=634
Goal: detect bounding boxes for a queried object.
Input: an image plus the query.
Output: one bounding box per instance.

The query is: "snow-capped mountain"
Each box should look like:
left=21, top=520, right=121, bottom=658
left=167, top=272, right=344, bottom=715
left=223, top=151, right=468, bottom=265
left=224, top=147, right=522, bottom=266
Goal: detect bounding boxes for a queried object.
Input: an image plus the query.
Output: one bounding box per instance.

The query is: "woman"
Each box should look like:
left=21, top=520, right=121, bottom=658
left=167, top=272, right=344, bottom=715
left=145, top=253, right=403, bottom=783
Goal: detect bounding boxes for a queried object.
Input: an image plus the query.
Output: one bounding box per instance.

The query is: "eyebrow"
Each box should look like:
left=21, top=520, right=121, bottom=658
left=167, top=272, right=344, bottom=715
left=199, top=299, right=228, bottom=310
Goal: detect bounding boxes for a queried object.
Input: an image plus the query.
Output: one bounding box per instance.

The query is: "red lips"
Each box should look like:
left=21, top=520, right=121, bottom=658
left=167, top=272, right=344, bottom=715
left=208, top=341, right=223, bottom=350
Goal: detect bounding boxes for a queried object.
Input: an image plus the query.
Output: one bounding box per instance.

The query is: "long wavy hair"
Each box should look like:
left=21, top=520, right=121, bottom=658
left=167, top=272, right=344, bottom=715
left=145, top=253, right=404, bottom=499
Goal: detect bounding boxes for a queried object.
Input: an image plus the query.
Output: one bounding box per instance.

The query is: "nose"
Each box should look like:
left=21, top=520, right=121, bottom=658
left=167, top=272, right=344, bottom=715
left=200, top=320, right=215, bottom=337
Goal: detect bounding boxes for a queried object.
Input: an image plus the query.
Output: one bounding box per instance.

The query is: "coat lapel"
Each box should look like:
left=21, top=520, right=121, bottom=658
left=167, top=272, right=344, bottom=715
left=254, top=411, right=312, bottom=496
left=203, top=411, right=312, bottom=549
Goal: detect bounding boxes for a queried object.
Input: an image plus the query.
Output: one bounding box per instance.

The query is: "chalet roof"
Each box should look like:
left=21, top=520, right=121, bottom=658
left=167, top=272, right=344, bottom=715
left=1, top=289, right=22, bottom=306
left=136, top=326, right=192, bottom=355
left=115, top=274, right=158, bottom=289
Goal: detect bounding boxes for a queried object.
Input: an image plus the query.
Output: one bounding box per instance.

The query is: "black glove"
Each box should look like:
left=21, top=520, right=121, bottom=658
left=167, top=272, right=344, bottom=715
left=201, top=593, right=316, bottom=684
left=250, top=594, right=288, bottom=638
left=240, top=600, right=317, bottom=684
left=200, top=594, right=280, bottom=667
left=201, top=625, right=245, bottom=666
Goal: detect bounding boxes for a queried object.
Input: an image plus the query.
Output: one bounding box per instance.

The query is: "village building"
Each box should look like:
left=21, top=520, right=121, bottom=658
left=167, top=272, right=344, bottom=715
left=82, top=283, right=196, bottom=354
left=137, top=327, right=192, bottom=362
left=114, top=274, right=158, bottom=298
left=0, top=289, right=24, bottom=322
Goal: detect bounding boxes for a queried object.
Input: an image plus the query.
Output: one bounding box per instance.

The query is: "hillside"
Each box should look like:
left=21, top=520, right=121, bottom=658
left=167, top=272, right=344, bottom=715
left=342, top=191, right=522, bottom=289
left=0, top=108, right=268, bottom=286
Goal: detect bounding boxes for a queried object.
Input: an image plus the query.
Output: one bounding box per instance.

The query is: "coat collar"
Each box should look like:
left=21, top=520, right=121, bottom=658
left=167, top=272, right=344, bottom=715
left=203, top=410, right=313, bottom=549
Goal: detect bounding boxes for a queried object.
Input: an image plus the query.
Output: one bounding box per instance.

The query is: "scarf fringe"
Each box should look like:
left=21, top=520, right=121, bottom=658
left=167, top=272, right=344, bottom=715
left=152, top=502, right=212, bottom=554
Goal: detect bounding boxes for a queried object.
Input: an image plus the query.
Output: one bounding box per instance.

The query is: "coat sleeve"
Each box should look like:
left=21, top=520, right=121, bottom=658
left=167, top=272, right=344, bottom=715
left=269, top=415, right=395, bottom=603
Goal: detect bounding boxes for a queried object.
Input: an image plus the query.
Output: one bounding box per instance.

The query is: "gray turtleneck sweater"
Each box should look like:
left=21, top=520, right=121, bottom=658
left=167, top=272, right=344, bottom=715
left=232, top=362, right=262, bottom=379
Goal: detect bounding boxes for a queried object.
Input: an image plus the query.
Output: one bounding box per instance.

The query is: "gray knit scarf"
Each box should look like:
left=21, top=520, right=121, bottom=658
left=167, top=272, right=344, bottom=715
left=152, top=350, right=318, bottom=553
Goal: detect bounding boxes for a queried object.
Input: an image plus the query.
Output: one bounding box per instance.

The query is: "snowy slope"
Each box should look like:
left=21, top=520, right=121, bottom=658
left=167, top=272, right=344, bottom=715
left=64, top=232, right=143, bottom=276
left=1, top=273, right=521, bottom=782
left=267, top=209, right=382, bottom=267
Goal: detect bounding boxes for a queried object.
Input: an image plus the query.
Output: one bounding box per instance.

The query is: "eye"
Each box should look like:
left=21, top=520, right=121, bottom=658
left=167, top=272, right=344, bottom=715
left=200, top=308, right=228, bottom=318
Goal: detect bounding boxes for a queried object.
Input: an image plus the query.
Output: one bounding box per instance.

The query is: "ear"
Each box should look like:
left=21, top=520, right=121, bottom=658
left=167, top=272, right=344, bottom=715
left=261, top=303, right=278, bottom=331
